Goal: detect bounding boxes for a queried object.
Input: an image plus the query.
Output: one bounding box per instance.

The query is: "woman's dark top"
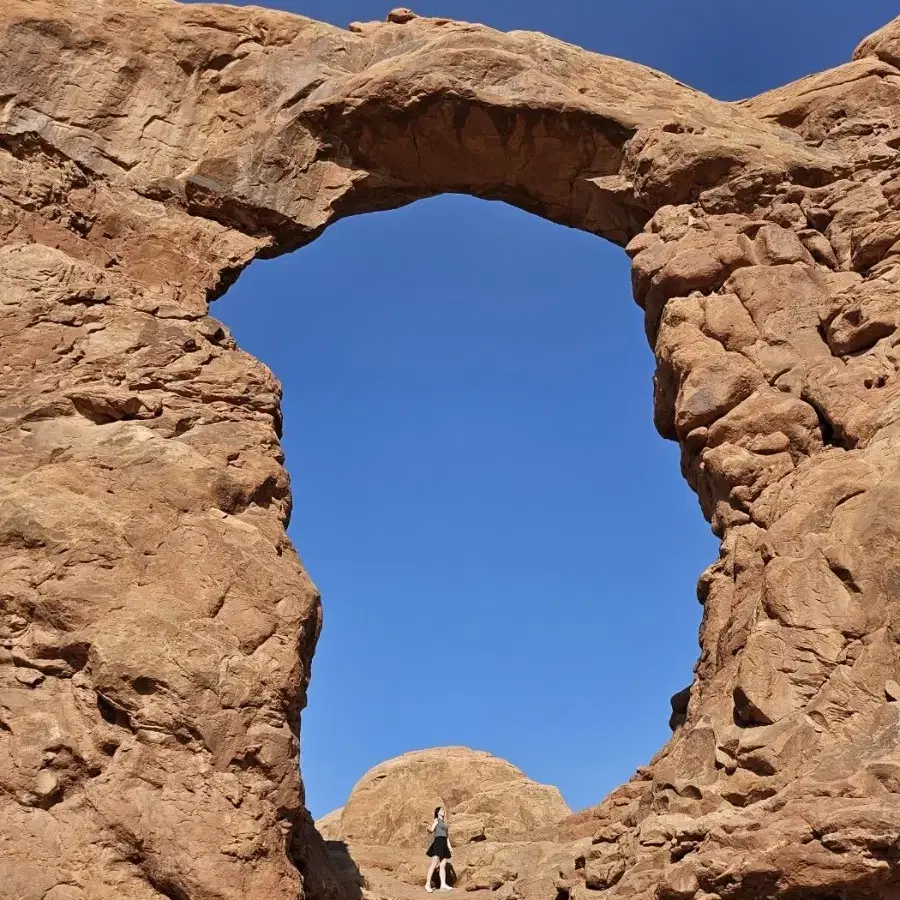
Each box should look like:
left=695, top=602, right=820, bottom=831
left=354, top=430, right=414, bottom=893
left=426, top=819, right=452, bottom=860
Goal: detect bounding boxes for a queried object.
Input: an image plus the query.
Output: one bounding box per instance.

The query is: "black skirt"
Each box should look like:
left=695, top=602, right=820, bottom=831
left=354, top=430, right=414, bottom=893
left=426, top=836, right=452, bottom=860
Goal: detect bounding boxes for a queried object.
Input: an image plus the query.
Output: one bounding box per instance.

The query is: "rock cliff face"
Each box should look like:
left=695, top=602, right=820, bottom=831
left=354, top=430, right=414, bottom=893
left=1, top=2, right=900, bottom=898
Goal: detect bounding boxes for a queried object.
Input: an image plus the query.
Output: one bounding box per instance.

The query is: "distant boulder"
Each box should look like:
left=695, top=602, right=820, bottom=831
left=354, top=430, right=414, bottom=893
left=317, top=746, right=571, bottom=849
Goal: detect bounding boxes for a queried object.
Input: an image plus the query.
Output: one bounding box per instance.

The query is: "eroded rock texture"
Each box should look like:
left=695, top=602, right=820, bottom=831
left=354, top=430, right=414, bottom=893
left=323, top=747, right=571, bottom=848
left=1, top=2, right=900, bottom=898
left=316, top=747, right=575, bottom=900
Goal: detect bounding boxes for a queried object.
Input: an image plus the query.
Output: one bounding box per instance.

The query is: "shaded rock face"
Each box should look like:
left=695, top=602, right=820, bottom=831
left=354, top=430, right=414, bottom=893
left=324, top=747, right=571, bottom=847
left=1, top=2, right=900, bottom=898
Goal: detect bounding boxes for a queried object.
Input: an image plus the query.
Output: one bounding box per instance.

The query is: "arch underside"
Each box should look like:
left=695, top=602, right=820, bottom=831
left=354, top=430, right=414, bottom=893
left=1, top=2, right=900, bottom=898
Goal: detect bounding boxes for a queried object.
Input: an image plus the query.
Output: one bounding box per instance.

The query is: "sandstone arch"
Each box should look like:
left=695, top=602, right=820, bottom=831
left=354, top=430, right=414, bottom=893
left=2, top=2, right=900, bottom=899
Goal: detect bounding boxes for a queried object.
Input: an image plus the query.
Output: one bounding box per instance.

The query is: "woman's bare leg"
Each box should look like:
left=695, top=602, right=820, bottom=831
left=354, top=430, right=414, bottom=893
left=425, top=857, right=439, bottom=891
left=439, top=859, right=450, bottom=889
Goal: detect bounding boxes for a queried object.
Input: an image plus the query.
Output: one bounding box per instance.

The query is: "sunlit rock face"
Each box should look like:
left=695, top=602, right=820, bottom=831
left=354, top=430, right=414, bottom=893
left=2, top=2, right=900, bottom=897
left=324, top=747, right=572, bottom=848
left=316, top=747, right=575, bottom=900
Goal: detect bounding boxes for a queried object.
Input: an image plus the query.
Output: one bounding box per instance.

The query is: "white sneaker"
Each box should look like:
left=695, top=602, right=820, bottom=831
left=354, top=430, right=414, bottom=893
left=425, top=887, right=434, bottom=893
left=440, top=887, right=453, bottom=892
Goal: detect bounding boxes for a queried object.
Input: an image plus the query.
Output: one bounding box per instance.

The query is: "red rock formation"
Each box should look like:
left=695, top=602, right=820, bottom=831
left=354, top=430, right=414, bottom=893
left=1, top=2, right=900, bottom=898
left=323, top=747, right=571, bottom=848
left=314, top=747, right=575, bottom=900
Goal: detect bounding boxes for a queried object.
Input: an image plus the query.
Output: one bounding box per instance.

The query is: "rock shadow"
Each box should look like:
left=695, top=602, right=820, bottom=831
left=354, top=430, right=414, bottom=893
left=323, top=840, right=365, bottom=900
left=429, top=862, right=457, bottom=890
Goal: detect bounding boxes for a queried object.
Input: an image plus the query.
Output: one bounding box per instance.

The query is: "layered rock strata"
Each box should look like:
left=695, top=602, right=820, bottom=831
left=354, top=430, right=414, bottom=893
left=1, top=2, right=900, bottom=898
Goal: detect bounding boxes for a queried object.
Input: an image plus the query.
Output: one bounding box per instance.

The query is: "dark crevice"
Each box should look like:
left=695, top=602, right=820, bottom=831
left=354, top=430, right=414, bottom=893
left=132, top=676, right=162, bottom=695
left=827, top=559, right=863, bottom=594
left=69, top=396, right=160, bottom=426
left=247, top=474, right=288, bottom=510
left=818, top=410, right=836, bottom=446
left=213, top=473, right=289, bottom=519
left=817, top=319, right=836, bottom=354
left=670, top=841, right=698, bottom=862
left=278, top=78, right=327, bottom=113
left=228, top=749, right=261, bottom=772
left=802, top=392, right=856, bottom=450
left=834, top=489, right=866, bottom=511
left=173, top=723, right=206, bottom=748
left=205, top=52, right=240, bottom=72
left=864, top=373, right=889, bottom=389
left=96, top=693, right=133, bottom=731
left=145, top=871, right=190, bottom=900
left=732, top=686, right=773, bottom=728
left=172, top=416, right=198, bottom=436
left=33, top=640, right=90, bottom=674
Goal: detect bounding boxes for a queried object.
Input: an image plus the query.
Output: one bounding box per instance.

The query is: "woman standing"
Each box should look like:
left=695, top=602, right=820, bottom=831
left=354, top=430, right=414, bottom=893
left=424, top=806, right=453, bottom=892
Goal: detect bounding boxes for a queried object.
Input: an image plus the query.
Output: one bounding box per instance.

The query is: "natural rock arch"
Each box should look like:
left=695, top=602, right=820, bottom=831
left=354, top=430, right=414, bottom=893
left=2, top=2, right=900, bottom=899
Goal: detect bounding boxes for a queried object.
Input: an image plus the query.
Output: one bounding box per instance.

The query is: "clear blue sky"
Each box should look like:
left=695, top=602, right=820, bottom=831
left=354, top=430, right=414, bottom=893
left=200, top=0, right=897, bottom=817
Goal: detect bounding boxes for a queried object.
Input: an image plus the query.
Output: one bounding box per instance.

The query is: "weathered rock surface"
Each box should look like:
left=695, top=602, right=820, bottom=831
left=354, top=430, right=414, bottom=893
left=316, top=748, right=573, bottom=900
left=2, top=2, right=900, bottom=899
left=323, top=747, right=571, bottom=847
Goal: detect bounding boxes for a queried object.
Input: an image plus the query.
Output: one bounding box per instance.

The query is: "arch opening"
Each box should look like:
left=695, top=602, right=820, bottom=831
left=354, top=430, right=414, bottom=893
left=212, top=192, right=717, bottom=820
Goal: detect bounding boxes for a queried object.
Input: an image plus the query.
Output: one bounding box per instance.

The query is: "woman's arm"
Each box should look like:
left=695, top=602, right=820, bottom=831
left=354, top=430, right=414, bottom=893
left=427, top=819, right=437, bottom=834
